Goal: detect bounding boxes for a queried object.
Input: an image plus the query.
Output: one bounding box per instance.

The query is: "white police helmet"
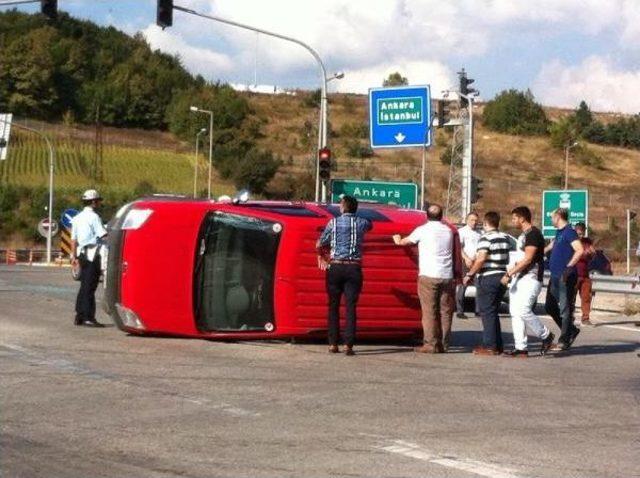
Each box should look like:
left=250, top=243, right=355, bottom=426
left=82, top=189, right=102, bottom=201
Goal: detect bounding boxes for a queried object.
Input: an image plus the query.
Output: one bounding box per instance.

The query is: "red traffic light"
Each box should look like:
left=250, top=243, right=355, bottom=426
left=318, top=147, right=331, bottom=180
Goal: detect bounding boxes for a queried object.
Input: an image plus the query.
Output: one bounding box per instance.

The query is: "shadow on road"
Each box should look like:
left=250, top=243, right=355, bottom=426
left=547, top=341, right=639, bottom=357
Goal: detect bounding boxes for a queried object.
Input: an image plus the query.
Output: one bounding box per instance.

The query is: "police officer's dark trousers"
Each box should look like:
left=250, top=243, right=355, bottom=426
left=75, top=253, right=101, bottom=322
left=326, top=264, right=363, bottom=347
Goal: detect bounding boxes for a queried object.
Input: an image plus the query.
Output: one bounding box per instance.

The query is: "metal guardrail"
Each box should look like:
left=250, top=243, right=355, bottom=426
left=543, top=271, right=640, bottom=296
left=0, top=249, right=67, bottom=265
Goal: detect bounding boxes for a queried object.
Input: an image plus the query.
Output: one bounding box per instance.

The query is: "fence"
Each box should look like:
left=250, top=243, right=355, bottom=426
left=0, top=249, right=68, bottom=266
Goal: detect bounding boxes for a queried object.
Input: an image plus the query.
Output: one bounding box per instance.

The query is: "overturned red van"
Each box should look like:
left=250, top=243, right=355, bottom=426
left=104, top=198, right=459, bottom=340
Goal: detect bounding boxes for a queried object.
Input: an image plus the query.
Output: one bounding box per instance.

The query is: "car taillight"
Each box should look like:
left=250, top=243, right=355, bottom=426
left=115, top=303, right=146, bottom=330
left=121, top=209, right=153, bottom=230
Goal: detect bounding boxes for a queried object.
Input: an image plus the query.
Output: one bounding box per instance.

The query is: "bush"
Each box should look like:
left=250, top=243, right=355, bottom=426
left=303, top=89, right=321, bottom=108
left=232, top=148, right=282, bottom=194
left=440, top=147, right=452, bottom=165
left=483, top=89, right=549, bottom=135
left=133, top=180, right=155, bottom=197
left=339, top=122, right=369, bottom=139
left=345, top=139, right=374, bottom=158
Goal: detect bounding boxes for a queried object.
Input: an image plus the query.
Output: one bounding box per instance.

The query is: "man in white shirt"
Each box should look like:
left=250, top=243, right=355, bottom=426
left=71, top=189, right=107, bottom=327
left=456, top=212, right=481, bottom=319
left=393, top=204, right=460, bottom=353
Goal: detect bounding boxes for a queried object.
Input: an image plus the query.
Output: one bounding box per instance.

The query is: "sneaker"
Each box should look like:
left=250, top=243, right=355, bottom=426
left=568, top=328, right=581, bottom=346
left=540, top=332, right=555, bottom=356
left=503, top=349, right=529, bottom=358
left=328, top=345, right=339, bottom=354
left=550, top=342, right=569, bottom=352
left=344, top=346, right=355, bottom=356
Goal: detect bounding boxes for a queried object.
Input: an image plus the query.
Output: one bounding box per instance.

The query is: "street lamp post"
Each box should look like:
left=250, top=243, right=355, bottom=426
left=173, top=5, right=334, bottom=202
left=193, top=127, right=207, bottom=198
left=564, top=141, right=578, bottom=190
left=190, top=106, right=214, bottom=199
left=0, top=118, right=55, bottom=263
left=319, top=71, right=345, bottom=202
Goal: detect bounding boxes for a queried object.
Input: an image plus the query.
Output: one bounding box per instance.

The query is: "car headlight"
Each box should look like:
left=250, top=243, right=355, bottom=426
left=115, top=303, right=146, bottom=330
left=121, top=209, right=153, bottom=230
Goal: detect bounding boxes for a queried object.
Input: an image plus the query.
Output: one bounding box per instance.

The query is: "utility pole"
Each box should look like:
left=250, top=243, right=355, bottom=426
left=564, top=141, right=578, bottom=190
left=445, top=68, right=478, bottom=222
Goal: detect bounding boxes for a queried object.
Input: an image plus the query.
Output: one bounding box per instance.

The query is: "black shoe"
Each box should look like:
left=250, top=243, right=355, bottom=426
left=540, top=332, right=555, bottom=356
left=82, top=320, right=105, bottom=328
left=456, top=313, right=468, bottom=319
left=568, top=328, right=580, bottom=346
left=74, top=315, right=85, bottom=326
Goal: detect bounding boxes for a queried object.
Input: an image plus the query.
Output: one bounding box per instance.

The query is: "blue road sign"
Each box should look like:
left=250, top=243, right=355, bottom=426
left=61, top=208, right=79, bottom=229
left=369, top=85, right=431, bottom=149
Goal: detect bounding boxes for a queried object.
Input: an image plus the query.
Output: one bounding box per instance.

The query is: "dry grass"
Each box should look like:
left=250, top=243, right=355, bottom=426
left=622, top=299, right=640, bottom=316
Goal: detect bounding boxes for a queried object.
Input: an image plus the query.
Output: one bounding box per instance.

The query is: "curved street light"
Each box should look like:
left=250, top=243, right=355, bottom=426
left=193, top=127, right=207, bottom=198
left=190, top=106, right=214, bottom=199
left=564, top=141, right=579, bottom=190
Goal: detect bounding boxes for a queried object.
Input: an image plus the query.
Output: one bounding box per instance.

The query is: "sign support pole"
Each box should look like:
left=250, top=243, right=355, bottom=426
left=627, top=209, right=631, bottom=275
left=420, top=115, right=437, bottom=210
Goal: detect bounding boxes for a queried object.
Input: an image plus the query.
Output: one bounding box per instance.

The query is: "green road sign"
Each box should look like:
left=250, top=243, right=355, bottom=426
left=331, top=179, right=418, bottom=209
left=542, top=189, right=589, bottom=239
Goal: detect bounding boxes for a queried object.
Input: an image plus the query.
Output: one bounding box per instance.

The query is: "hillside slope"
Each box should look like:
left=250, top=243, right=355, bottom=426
left=249, top=93, right=640, bottom=233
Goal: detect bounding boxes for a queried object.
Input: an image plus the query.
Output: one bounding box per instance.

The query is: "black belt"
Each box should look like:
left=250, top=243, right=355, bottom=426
left=331, top=259, right=361, bottom=265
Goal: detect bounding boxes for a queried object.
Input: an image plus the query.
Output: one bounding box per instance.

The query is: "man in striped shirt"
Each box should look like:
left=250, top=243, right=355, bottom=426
left=463, top=211, right=513, bottom=355
left=317, top=195, right=372, bottom=356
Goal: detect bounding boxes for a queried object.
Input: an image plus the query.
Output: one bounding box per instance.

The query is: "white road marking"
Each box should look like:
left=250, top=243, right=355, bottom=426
left=369, top=437, right=525, bottom=478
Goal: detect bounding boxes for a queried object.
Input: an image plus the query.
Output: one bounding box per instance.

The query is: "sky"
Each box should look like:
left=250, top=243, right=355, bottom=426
left=5, top=0, right=640, bottom=114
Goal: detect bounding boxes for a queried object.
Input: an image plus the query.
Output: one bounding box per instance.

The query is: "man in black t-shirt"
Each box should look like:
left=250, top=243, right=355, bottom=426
left=501, top=206, right=555, bottom=357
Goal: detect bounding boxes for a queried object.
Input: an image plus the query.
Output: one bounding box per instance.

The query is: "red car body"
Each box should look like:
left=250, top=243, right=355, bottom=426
left=104, top=198, right=460, bottom=340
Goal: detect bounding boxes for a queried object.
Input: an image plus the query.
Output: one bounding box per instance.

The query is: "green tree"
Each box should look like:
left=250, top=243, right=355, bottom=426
left=482, top=89, right=549, bottom=135
left=383, top=72, right=408, bottom=87
left=574, top=100, right=593, bottom=133
left=0, top=27, right=60, bottom=118
left=232, top=148, right=282, bottom=194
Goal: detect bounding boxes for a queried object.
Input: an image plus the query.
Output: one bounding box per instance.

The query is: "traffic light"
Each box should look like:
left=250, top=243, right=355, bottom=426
left=318, top=147, right=331, bottom=182
left=157, top=0, right=173, bottom=29
left=458, top=68, right=476, bottom=108
left=436, top=99, right=451, bottom=128
left=41, top=0, right=57, bottom=20
left=471, top=176, right=483, bottom=203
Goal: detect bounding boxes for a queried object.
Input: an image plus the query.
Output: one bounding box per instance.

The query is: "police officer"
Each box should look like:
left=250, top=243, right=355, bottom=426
left=71, top=189, right=107, bottom=327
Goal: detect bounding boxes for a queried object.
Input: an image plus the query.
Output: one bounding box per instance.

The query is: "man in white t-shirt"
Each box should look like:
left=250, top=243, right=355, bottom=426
left=393, top=204, right=461, bottom=353
left=456, top=212, right=481, bottom=319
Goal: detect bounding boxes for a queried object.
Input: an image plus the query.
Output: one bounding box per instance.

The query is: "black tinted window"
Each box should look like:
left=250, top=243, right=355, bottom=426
left=320, top=205, right=390, bottom=222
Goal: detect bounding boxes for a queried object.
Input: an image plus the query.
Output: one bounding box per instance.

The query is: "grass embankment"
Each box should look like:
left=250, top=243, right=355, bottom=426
left=0, top=129, right=235, bottom=247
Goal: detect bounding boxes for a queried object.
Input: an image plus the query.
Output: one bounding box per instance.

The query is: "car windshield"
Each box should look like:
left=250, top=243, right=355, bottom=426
left=194, top=212, right=280, bottom=332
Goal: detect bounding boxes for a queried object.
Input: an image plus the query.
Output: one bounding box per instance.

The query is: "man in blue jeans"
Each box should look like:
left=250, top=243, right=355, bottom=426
left=545, top=208, right=584, bottom=350
left=463, top=211, right=513, bottom=355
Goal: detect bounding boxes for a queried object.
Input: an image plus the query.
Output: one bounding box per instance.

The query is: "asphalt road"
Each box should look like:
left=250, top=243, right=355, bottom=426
left=1, top=266, right=639, bottom=478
